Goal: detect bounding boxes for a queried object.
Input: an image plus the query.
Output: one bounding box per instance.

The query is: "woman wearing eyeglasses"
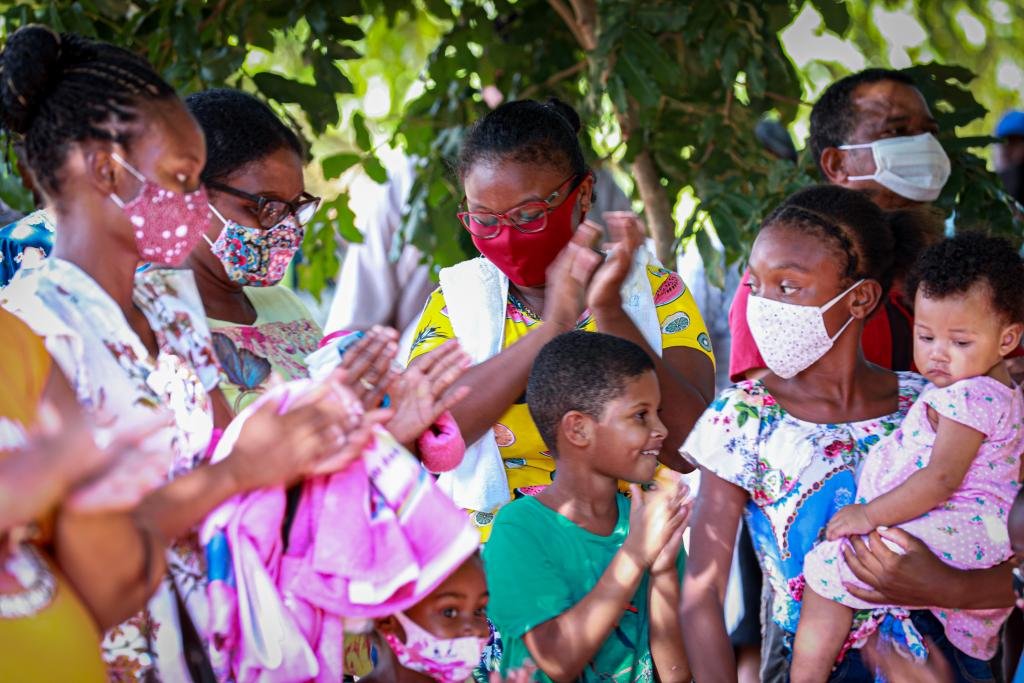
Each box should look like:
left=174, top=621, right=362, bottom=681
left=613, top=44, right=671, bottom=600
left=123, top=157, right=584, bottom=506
left=182, top=89, right=331, bottom=411
left=408, top=98, right=716, bottom=542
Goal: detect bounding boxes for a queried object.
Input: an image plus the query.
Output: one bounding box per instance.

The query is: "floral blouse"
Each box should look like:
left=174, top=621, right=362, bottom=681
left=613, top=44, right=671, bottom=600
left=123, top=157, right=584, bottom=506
left=207, top=284, right=322, bottom=413
left=681, top=373, right=926, bottom=634
left=1, top=259, right=219, bottom=682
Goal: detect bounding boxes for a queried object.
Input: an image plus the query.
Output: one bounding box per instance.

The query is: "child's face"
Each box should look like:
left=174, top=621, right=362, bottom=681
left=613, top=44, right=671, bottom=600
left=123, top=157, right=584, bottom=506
left=590, top=369, right=666, bottom=483
left=913, top=282, right=1021, bottom=387
left=403, top=555, right=490, bottom=640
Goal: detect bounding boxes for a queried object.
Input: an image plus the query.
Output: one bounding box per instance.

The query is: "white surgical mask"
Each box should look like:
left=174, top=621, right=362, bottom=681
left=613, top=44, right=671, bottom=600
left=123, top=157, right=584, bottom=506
left=746, top=280, right=865, bottom=379
left=382, top=611, right=486, bottom=682
left=839, top=133, right=950, bottom=202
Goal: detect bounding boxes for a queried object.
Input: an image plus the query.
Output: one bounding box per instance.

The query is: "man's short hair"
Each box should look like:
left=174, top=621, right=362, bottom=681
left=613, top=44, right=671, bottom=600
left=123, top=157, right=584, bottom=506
left=809, top=68, right=917, bottom=174
left=527, top=331, right=655, bottom=453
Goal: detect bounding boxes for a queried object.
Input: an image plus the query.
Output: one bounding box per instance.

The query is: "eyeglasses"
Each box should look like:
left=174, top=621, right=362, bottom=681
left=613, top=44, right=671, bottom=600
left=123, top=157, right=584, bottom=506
left=457, top=174, right=582, bottom=239
left=206, top=180, right=321, bottom=229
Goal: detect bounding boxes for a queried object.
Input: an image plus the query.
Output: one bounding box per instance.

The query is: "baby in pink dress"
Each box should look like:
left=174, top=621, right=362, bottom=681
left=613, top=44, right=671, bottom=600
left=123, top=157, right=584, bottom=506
left=792, top=233, right=1024, bottom=682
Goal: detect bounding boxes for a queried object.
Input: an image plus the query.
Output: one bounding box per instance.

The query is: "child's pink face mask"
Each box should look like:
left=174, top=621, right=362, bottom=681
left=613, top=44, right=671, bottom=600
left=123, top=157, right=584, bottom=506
left=383, top=611, right=486, bottom=682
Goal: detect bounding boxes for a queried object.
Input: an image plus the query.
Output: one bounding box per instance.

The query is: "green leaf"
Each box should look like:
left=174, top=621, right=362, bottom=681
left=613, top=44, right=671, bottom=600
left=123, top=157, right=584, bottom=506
left=616, top=47, right=660, bottom=108
left=811, top=0, right=851, bottom=36
left=329, top=21, right=365, bottom=42
left=252, top=72, right=339, bottom=134
left=421, top=0, right=453, bottom=20
left=321, top=152, right=362, bottom=179
left=352, top=112, right=373, bottom=152
left=363, top=154, right=388, bottom=184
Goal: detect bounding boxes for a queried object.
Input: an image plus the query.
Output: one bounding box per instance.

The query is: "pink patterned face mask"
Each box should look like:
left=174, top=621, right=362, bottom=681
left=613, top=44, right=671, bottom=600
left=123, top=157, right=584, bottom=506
left=109, top=152, right=211, bottom=266
left=383, top=611, right=486, bottom=682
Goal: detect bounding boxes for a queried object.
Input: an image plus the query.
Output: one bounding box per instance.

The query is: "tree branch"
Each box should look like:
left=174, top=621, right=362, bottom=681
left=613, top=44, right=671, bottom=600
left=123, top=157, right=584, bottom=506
left=569, top=0, right=598, bottom=51
left=633, top=149, right=676, bottom=266
left=521, top=61, right=587, bottom=99
left=764, top=90, right=808, bottom=107
left=547, top=0, right=598, bottom=51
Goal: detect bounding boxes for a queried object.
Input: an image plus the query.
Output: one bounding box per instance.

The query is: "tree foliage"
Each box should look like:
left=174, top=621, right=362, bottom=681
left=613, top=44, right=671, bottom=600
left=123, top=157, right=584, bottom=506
left=0, top=0, right=1020, bottom=296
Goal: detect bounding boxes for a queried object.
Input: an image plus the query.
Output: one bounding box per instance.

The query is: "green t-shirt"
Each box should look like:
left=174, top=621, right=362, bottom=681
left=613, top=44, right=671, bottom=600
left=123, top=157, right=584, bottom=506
left=483, top=493, right=686, bottom=682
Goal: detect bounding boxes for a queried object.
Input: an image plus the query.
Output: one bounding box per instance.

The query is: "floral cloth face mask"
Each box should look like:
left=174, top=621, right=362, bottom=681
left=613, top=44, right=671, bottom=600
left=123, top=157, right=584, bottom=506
left=746, top=279, right=864, bottom=379
left=383, top=611, right=487, bottom=683
left=204, top=204, right=304, bottom=287
left=109, top=152, right=211, bottom=267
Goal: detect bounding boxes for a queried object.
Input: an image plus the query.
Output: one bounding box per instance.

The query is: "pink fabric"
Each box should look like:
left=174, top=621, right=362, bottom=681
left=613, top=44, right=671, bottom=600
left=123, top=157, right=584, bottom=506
left=200, top=379, right=479, bottom=682
left=318, top=329, right=350, bottom=348
left=418, top=410, right=465, bottom=472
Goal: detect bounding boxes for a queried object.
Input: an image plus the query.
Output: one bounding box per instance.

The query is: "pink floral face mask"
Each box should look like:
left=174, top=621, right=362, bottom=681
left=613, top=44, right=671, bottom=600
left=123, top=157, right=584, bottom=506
left=109, top=152, right=211, bottom=266
left=383, top=611, right=486, bottom=682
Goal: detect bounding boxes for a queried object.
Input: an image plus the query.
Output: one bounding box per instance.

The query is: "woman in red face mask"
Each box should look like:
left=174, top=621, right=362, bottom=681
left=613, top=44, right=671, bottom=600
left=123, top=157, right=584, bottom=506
left=407, top=98, right=717, bottom=541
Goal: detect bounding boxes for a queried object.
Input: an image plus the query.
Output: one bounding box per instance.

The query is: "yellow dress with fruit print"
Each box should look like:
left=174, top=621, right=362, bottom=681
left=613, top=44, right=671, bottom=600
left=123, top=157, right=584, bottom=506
left=409, top=265, right=714, bottom=540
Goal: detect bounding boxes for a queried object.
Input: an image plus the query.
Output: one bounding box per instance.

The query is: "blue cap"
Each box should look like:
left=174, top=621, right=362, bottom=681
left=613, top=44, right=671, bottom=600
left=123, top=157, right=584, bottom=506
left=996, top=111, right=1024, bottom=138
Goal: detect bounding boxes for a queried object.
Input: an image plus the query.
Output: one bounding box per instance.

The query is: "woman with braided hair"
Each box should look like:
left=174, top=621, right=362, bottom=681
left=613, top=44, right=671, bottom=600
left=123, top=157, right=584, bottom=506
left=0, top=25, right=382, bottom=681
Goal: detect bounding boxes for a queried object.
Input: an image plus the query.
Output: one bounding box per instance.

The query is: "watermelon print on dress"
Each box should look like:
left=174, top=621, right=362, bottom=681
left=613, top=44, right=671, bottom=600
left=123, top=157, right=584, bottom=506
left=653, top=271, right=685, bottom=306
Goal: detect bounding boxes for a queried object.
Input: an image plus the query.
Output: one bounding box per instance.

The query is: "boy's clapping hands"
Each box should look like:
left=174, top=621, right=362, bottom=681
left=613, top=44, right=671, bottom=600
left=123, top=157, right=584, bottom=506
left=623, top=480, right=692, bottom=570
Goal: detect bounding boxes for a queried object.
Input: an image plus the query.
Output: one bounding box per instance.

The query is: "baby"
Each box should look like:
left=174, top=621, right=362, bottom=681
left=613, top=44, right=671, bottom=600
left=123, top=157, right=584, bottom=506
left=792, top=233, right=1024, bottom=681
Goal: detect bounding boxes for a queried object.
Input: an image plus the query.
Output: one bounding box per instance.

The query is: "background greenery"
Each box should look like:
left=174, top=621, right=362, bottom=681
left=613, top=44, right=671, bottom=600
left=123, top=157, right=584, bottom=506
left=0, top=0, right=1021, bottom=296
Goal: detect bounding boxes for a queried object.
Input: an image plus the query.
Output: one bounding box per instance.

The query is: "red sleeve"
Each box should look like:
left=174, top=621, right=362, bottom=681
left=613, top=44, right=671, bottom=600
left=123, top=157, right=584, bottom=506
left=860, top=303, right=893, bottom=369
left=727, top=269, right=765, bottom=382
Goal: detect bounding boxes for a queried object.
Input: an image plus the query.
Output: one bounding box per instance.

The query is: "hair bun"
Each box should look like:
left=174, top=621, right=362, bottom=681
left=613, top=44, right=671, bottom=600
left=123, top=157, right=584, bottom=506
left=544, top=97, right=582, bottom=135
left=0, top=25, right=62, bottom=136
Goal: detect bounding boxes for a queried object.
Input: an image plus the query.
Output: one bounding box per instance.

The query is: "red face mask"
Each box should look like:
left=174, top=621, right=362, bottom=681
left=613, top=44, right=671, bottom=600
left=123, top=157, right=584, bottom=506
left=467, top=176, right=588, bottom=287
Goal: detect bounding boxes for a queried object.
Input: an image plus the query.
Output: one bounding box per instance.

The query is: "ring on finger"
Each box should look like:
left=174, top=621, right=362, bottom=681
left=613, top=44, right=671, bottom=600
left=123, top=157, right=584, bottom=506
left=359, top=378, right=375, bottom=391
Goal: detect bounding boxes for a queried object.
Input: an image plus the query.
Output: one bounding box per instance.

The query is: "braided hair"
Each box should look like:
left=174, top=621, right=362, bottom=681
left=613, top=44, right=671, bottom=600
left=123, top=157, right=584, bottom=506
left=761, top=184, right=943, bottom=298
left=0, top=25, right=176, bottom=195
left=457, top=97, right=586, bottom=179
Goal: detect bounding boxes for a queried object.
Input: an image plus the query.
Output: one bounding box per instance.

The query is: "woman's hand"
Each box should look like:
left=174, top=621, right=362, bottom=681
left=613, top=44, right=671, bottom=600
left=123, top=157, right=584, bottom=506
left=385, top=340, right=471, bottom=447
left=586, top=212, right=645, bottom=314
left=862, top=635, right=951, bottom=683
left=225, top=374, right=391, bottom=491
left=841, top=527, right=956, bottom=606
left=542, top=222, right=603, bottom=331
left=337, top=325, right=400, bottom=409
left=826, top=503, right=874, bottom=540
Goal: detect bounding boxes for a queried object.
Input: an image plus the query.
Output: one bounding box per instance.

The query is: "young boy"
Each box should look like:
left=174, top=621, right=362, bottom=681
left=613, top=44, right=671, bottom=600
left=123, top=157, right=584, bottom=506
left=483, top=331, right=692, bottom=682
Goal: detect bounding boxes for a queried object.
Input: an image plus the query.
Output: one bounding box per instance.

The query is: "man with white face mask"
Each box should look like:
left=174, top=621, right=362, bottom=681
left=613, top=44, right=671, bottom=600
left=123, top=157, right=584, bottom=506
left=729, top=68, right=948, bottom=384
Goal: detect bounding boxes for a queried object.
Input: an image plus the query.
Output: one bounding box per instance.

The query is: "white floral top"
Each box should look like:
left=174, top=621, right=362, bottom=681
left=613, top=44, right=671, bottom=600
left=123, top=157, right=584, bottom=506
left=1, top=259, right=218, bottom=682
left=681, top=372, right=926, bottom=635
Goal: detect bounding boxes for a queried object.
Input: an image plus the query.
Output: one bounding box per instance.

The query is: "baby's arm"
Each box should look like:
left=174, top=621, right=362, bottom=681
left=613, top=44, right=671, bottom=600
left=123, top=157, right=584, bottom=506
left=828, top=410, right=983, bottom=540
left=523, top=485, right=687, bottom=682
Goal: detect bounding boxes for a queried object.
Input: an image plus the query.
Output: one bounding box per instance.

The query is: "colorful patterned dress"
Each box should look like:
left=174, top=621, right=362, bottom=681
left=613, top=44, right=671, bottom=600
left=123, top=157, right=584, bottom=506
left=680, top=374, right=926, bottom=640
left=804, top=376, right=1024, bottom=659
left=409, top=265, right=715, bottom=540
left=206, top=285, right=323, bottom=413
left=2, top=259, right=218, bottom=682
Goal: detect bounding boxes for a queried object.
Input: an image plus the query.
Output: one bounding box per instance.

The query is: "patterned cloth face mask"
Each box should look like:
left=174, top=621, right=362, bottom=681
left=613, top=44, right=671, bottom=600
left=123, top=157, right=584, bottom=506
left=204, top=204, right=304, bottom=287
left=383, top=611, right=487, bottom=683
left=109, top=152, right=211, bottom=266
left=746, top=279, right=865, bottom=379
